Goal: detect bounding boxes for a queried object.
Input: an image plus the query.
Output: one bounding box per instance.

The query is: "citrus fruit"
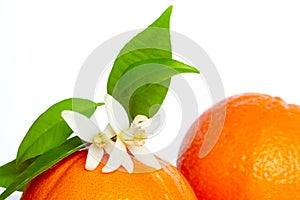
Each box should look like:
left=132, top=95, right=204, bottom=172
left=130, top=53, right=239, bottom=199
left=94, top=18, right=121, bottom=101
left=177, top=93, right=300, bottom=199
left=21, top=150, right=196, bottom=199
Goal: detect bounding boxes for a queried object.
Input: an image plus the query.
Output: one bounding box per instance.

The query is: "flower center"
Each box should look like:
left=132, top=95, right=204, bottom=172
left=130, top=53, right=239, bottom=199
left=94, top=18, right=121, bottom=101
left=92, top=133, right=109, bottom=148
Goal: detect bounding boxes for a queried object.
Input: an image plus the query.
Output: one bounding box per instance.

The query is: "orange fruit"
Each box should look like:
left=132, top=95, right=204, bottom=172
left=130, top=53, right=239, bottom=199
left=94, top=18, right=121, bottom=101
left=177, top=93, right=300, bottom=199
left=21, top=150, right=196, bottom=199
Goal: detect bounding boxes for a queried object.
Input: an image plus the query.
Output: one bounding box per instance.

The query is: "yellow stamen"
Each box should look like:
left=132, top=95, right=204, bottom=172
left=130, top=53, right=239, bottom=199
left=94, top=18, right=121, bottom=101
left=92, top=133, right=109, bottom=148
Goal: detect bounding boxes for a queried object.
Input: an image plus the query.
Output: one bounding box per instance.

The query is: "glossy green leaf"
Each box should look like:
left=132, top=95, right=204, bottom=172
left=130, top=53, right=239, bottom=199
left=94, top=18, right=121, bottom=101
left=0, top=137, right=85, bottom=200
left=112, top=58, right=199, bottom=117
left=107, top=6, right=173, bottom=119
left=0, top=161, right=19, bottom=190
left=16, top=98, right=99, bottom=166
left=0, top=158, right=36, bottom=191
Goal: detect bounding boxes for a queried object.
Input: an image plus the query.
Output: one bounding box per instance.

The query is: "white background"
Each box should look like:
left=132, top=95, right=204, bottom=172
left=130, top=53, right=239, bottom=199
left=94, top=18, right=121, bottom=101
left=1, top=0, right=300, bottom=199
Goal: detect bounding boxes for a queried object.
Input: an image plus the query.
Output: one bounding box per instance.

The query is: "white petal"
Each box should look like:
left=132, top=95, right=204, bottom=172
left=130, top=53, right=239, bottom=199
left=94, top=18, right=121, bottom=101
left=104, top=141, right=134, bottom=173
left=138, top=119, right=152, bottom=129
left=128, top=145, right=161, bottom=170
left=102, top=138, right=127, bottom=173
left=133, top=115, right=148, bottom=125
left=122, top=153, right=134, bottom=173
left=144, top=115, right=161, bottom=134
left=103, top=141, right=114, bottom=155
left=61, top=110, right=100, bottom=142
left=102, top=124, right=116, bottom=139
left=104, top=94, right=129, bottom=133
left=85, top=144, right=104, bottom=171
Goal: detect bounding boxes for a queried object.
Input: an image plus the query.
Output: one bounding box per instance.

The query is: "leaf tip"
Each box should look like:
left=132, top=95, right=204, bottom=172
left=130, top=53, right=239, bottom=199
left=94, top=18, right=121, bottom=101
left=162, top=5, right=173, bottom=18
left=167, top=5, right=173, bottom=12
left=150, top=5, right=174, bottom=28
left=163, top=5, right=173, bottom=19
left=194, top=67, right=200, bottom=74
left=96, top=102, right=105, bottom=107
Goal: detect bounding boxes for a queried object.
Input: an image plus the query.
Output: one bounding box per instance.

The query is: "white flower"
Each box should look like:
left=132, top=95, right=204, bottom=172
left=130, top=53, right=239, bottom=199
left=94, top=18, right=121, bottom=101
left=61, top=94, right=161, bottom=174
left=102, top=94, right=161, bottom=173
left=61, top=110, right=119, bottom=171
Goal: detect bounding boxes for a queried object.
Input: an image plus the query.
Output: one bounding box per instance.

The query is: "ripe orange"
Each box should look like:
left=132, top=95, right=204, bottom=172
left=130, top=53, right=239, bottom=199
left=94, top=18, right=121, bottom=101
left=177, top=93, right=300, bottom=199
left=21, top=150, right=196, bottom=199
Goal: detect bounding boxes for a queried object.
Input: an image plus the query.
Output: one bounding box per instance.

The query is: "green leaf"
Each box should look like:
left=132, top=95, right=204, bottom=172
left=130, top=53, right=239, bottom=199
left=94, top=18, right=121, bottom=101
left=0, top=158, right=36, bottom=191
left=112, top=58, right=199, bottom=117
left=0, top=137, right=85, bottom=200
left=0, top=161, right=20, bottom=190
left=107, top=6, right=173, bottom=119
left=16, top=98, right=98, bottom=166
